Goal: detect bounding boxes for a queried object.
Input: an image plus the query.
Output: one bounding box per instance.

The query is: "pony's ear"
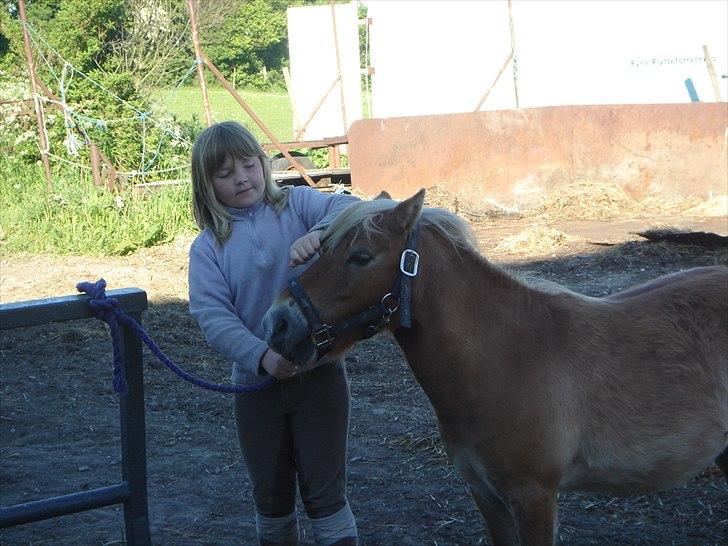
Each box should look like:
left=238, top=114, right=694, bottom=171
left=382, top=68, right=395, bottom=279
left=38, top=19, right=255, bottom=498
left=374, top=190, right=392, bottom=200
left=388, top=189, right=425, bottom=232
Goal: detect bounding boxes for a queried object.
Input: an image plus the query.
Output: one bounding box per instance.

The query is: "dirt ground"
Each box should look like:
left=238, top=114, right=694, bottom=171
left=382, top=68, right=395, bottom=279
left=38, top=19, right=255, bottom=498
left=1, top=203, right=727, bottom=545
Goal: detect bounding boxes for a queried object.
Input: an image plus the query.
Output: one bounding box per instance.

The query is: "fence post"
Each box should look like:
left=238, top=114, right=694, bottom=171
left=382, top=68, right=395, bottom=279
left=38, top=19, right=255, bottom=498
left=186, top=0, right=213, bottom=126
left=118, top=310, right=152, bottom=545
left=17, top=0, right=53, bottom=190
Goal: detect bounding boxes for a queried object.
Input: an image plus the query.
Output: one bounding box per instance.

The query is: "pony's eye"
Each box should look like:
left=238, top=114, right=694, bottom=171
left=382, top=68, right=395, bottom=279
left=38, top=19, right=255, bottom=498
left=347, top=251, right=373, bottom=266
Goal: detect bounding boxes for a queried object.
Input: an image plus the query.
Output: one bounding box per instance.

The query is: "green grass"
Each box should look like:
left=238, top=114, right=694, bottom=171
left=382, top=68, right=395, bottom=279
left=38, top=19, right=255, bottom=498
left=0, top=84, right=370, bottom=257
left=152, top=85, right=295, bottom=143
left=0, top=159, right=196, bottom=256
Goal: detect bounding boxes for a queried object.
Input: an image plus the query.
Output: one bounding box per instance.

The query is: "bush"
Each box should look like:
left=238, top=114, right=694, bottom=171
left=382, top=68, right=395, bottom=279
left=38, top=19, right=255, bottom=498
left=0, top=157, right=197, bottom=256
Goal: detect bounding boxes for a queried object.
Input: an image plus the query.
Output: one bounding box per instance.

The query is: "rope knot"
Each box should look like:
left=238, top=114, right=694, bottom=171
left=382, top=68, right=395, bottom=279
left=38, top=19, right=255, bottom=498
left=77, top=279, right=120, bottom=319
left=77, top=279, right=127, bottom=394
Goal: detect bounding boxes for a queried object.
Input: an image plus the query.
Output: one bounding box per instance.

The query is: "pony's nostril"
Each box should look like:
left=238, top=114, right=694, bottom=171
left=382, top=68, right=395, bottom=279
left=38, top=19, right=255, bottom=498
left=272, top=316, right=288, bottom=339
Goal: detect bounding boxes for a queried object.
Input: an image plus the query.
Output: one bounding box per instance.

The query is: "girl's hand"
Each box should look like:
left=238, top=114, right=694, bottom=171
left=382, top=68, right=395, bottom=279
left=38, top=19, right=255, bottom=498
left=290, top=230, right=322, bottom=266
left=260, top=349, right=297, bottom=380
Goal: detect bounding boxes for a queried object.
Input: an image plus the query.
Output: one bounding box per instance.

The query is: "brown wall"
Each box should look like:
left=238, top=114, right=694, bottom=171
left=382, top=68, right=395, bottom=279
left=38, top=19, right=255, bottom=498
left=348, top=103, right=728, bottom=206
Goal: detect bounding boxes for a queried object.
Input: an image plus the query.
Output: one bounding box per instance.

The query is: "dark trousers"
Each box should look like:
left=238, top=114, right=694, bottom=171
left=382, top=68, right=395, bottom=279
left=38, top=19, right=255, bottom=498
left=234, top=361, right=351, bottom=519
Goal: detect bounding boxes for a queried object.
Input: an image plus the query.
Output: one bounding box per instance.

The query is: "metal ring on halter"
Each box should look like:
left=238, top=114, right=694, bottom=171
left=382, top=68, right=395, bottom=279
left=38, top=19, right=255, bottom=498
left=381, top=292, right=400, bottom=315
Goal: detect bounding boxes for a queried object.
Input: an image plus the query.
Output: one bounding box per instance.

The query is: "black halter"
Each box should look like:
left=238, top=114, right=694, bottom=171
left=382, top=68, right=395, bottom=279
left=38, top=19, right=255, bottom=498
left=288, top=223, right=420, bottom=354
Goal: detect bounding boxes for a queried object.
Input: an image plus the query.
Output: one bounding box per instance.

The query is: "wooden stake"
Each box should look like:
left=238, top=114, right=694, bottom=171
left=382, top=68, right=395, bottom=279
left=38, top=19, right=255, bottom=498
left=33, top=73, right=119, bottom=191
left=18, top=0, right=52, bottom=190
left=474, top=51, right=514, bottom=112
left=294, top=77, right=339, bottom=142
left=202, top=54, right=317, bottom=187
left=90, top=144, right=102, bottom=187
left=330, top=0, right=348, bottom=133
left=186, top=0, right=212, bottom=126
left=508, top=0, right=519, bottom=108
left=703, top=45, right=722, bottom=102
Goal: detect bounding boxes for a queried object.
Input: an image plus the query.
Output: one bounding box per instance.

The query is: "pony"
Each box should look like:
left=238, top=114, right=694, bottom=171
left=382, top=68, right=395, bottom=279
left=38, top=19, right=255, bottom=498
left=263, top=189, right=728, bottom=545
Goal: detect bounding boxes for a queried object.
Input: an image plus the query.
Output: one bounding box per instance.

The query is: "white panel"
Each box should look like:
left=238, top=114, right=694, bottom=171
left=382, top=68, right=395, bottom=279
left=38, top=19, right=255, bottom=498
left=366, top=0, right=727, bottom=117
left=287, top=2, right=362, bottom=140
left=368, top=1, right=516, bottom=118
left=513, top=0, right=728, bottom=107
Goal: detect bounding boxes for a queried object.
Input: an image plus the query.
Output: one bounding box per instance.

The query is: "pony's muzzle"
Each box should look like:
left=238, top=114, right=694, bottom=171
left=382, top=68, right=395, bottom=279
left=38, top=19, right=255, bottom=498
left=263, top=299, right=316, bottom=366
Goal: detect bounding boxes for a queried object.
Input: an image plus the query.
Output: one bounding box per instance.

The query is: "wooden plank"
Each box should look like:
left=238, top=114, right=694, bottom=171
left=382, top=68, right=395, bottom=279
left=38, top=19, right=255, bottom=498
left=131, top=168, right=351, bottom=197
left=273, top=167, right=350, bottom=181
left=262, top=135, right=349, bottom=153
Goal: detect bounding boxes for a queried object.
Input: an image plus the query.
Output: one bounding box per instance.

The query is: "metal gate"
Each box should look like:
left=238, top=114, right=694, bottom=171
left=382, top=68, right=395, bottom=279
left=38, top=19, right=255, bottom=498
left=0, top=288, right=152, bottom=544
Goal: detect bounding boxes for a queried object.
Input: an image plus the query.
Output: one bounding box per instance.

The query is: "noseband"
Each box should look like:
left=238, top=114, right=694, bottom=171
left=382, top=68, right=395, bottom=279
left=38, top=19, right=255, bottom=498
left=288, top=223, right=420, bottom=355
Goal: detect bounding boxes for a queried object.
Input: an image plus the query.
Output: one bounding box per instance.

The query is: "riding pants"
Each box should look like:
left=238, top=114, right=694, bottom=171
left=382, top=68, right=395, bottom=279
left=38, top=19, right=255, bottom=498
left=234, top=360, right=357, bottom=545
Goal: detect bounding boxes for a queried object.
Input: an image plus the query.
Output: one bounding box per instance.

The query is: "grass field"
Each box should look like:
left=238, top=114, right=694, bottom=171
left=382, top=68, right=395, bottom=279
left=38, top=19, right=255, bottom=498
left=152, top=85, right=295, bottom=142
left=153, top=84, right=372, bottom=143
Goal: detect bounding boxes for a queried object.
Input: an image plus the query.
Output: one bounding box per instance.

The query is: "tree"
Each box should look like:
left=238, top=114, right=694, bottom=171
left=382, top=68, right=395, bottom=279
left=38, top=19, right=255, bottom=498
left=109, top=0, right=192, bottom=90
left=199, top=0, right=289, bottom=89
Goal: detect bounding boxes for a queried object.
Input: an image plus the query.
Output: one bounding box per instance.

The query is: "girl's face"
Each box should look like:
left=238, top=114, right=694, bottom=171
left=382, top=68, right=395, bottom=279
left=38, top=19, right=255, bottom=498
left=211, top=154, right=265, bottom=208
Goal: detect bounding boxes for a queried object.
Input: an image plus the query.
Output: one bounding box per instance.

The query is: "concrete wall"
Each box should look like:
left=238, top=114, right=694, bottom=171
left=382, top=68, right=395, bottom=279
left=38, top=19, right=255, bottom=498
left=348, top=103, right=728, bottom=207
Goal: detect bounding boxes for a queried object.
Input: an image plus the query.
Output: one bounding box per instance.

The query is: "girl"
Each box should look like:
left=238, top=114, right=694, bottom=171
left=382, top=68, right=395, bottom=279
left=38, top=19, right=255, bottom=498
left=188, top=121, right=359, bottom=546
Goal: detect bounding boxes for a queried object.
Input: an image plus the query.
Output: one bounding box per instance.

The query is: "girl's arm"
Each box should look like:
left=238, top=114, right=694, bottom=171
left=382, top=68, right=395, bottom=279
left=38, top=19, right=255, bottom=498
left=292, top=186, right=360, bottom=233
left=188, top=243, right=268, bottom=377
left=287, top=187, right=360, bottom=265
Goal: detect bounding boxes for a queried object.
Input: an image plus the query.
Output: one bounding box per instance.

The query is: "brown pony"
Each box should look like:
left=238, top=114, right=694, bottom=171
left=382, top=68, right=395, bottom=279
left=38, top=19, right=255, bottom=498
left=263, top=190, right=728, bottom=545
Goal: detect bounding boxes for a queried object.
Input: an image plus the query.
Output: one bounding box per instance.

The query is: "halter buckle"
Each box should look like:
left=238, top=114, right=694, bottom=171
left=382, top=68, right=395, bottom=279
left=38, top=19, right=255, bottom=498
left=311, top=325, right=334, bottom=349
left=400, top=249, right=420, bottom=277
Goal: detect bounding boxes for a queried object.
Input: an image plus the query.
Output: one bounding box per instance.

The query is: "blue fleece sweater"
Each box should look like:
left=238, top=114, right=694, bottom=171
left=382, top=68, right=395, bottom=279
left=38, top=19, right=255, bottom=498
left=188, top=186, right=359, bottom=385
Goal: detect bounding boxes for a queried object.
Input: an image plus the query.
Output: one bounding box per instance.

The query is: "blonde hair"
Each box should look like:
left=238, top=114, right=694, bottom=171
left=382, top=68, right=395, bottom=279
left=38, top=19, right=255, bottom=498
left=190, top=121, right=289, bottom=244
left=321, top=198, right=478, bottom=253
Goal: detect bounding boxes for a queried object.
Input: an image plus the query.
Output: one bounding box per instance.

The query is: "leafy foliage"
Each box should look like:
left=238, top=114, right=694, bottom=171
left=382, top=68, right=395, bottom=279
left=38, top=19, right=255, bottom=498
left=199, top=0, right=288, bottom=90
left=0, top=157, right=196, bottom=256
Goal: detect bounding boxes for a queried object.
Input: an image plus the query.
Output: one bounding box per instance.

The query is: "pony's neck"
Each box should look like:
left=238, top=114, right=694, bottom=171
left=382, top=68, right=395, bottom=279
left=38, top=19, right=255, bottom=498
left=393, top=229, right=549, bottom=418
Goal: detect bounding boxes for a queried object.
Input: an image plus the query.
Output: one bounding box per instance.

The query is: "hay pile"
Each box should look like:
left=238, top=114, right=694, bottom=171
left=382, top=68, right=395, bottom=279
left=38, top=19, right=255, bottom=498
left=352, top=180, right=725, bottom=223
left=352, top=184, right=521, bottom=221
left=493, top=226, right=577, bottom=255
left=530, top=179, right=721, bottom=221
left=681, top=195, right=728, bottom=217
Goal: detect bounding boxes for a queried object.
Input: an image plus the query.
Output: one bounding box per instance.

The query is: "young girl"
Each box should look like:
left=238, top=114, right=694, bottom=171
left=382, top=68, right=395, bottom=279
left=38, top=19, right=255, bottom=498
left=188, top=121, right=359, bottom=546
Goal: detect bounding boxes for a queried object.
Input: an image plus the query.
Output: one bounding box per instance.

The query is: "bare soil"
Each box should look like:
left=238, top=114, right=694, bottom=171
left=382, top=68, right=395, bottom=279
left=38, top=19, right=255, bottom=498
left=1, top=212, right=727, bottom=545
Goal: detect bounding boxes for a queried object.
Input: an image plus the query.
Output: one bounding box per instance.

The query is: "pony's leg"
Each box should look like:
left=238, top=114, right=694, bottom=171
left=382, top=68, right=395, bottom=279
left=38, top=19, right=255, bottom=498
left=467, top=483, right=519, bottom=546
left=503, top=483, right=558, bottom=546
left=716, top=447, right=728, bottom=486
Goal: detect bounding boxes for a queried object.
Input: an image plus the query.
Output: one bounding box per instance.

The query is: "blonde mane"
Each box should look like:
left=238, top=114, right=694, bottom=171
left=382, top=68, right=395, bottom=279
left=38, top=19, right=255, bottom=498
left=321, top=198, right=479, bottom=253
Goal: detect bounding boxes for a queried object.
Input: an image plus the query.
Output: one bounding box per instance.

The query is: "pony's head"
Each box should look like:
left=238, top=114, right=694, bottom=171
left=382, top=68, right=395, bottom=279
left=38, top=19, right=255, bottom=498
left=263, top=189, right=476, bottom=366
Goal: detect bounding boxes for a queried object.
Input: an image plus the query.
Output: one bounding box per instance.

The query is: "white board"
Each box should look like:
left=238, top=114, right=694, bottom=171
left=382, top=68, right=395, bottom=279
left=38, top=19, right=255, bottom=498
left=366, top=0, right=728, bottom=117
left=287, top=2, right=362, bottom=140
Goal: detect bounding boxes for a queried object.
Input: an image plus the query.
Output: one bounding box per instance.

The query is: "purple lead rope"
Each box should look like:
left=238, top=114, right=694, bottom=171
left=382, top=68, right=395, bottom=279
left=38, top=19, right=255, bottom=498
left=77, top=279, right=275, bottom=394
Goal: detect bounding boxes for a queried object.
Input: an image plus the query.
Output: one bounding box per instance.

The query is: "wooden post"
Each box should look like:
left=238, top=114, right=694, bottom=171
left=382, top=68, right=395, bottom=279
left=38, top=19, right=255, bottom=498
left=507, top=0, right=519, bottom=108
left=474, top=51, right=514, bottom=112
left=18, top=0, right=52, bottom=190
left=330, top=0, right=348, bottom=133
left=294, top=77, right=339, bottom=142
left=703, top=45, right=722, bottom=102
left=186, top=0, right=212, bottom=126
left=328, top=144, right=341, bottom=169
left=33, top=75, right=119, bottom=191
left=90, top=144, right=102, bottom=187
left=201, top=54, right=317, bottom=187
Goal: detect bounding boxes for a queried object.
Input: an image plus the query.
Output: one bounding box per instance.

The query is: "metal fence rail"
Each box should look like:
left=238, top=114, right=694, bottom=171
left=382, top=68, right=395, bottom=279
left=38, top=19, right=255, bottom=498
left=0, top=288, right=152, bottom=545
